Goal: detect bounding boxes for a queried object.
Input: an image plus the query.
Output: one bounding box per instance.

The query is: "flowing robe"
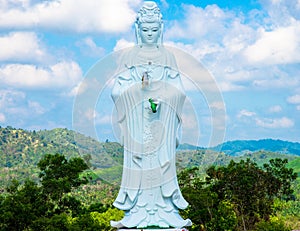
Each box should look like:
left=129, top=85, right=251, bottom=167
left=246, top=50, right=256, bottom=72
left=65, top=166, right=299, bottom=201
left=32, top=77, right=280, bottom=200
left=111, top=46, right=192, bottom=228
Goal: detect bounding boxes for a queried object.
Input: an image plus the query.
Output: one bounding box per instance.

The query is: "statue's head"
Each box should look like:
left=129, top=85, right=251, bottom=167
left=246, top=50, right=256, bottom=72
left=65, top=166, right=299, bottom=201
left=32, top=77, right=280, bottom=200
left=135, top=1, right=163, bottom=47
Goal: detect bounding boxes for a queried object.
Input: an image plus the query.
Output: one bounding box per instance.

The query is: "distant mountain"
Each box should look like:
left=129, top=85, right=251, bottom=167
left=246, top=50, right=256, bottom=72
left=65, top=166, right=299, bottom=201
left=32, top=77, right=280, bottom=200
left=178, top=139, right=300, bottom=156
left=0, top=126, right=123, bottom=168
left=177, top=143, right=204, bottom=150
left=0, top=126, right=123, bottom=187
left=212, top=139, right=300, bottom=156
left=0, top=126, right=299, bottom=188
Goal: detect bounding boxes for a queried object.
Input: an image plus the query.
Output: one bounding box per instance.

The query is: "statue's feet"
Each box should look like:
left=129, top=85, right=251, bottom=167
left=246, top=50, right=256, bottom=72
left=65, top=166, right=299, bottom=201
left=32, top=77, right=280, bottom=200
left=158, top=221, right=169, bottom=228
left=137, top=221, right=148, bottom=229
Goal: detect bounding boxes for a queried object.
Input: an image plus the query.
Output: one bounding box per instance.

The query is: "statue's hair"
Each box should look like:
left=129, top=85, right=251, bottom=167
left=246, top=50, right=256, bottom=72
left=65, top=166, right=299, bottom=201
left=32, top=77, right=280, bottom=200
left=136, top=1, right=162, bottom=25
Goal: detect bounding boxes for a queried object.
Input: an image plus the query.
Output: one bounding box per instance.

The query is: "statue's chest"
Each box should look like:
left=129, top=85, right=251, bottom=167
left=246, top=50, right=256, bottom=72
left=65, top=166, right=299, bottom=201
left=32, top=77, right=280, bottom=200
left=135, top=64, right=165, bottom=81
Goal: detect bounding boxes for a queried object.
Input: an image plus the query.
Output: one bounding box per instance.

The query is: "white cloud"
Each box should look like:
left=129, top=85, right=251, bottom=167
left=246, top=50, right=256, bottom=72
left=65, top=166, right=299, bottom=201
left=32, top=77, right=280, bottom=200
left=222, top=20, right=256, bottom=54
left=0, top=89, right=30, bottom=119
left=164, top=5, right=255, bottom=92
left=255, top=117, right=294, bottom=128
left=0, top=88, right=59, bottom=127
left=96, top=114, right=112, bottom=125
left=243, top=22, right=300, bottom=65
left=253, top=76, right=299, bottom=89
left=28, top=100, right=45, bottom=114
left=165, top=41, right=223, bottom=61
left=0, top=31, right=48, bottom=63
left=84, top=108, right=96, bottom=121
left=0, top=61, right=82, bottom=89
left=160, top=0, right=169, bottom=9
left=0, top=113, right=6, bottom=122
left=68, top=82, right=87, bottom=97
left=0, top=89, right=26, bottom=109
left=268, top=105, right=282, bottom=113
left=0, top=0, right=31, bottom=9
left=210, top=101, right=226, bottom=110
left=237, top=107, right=295, bottom=131
left=259, top=0, right=300, bottom=25
left=85, top=109, right=113, bottom=126
left=182, top=112, right=198, bottom=130
left=113, top=38, right=135, bottom=51
left=218, top=82, right=245, bottom=92
left=237, top=109, right=256, bottom=118
left=0, top=0, right=141, bottom=33
left=76, top=37, right=105, bottom=58
left=287, top=94, right=300, bottom=104
left=181, top=107, right=201, bottom=145
left=162, top=2, right=300, bottom=95
left=166, top=4, right=233, bottom=41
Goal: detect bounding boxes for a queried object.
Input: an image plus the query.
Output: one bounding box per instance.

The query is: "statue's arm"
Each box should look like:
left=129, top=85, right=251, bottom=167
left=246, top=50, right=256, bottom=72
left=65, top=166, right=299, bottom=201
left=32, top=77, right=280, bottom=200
left=111, top=69, right=133, bottom=103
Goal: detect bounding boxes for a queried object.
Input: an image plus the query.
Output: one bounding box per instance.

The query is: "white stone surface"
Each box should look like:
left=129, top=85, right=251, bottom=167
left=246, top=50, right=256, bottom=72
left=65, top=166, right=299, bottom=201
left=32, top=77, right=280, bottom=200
left=118, top=229, right=188, bottom=231
left=111, top=1, right=191, bottom=229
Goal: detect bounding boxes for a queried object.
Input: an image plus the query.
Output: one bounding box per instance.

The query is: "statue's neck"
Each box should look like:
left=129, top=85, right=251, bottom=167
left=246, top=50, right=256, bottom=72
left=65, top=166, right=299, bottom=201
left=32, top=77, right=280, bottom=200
left=140, top=44, right=159, bottom=49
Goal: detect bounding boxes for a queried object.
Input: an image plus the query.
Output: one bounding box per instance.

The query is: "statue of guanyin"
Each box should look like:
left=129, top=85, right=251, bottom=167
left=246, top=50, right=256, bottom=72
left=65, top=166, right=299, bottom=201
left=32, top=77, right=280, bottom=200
left=111, top=1, right=192, bottom=229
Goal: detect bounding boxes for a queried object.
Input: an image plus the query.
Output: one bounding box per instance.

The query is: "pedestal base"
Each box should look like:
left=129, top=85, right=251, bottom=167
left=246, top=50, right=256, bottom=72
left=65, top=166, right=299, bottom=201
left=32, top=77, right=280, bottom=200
left=118, top=229, right=188, bottom=231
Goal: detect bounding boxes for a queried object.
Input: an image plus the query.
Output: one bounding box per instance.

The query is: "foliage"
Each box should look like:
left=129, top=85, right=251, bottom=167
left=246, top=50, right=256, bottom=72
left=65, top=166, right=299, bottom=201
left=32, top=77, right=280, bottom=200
left=254, top=217, right=291, bottom=231
left=30, top=213, right=70, bottom=231
left=88, top=208, right=124, bottom=230
left=0, top=126, right=124, bottom=189
left=38, top=153, right=89, bottom=202
left=273, top=179, right=300, bottom=229
left=0, top=179, right=50, bottom=231
left=0, top=154, right=95, bottom=231
left=1, top=126, right=300, bottom=230
left=179, top=158, right=297, bottom=231
left=176, top=149, right=298, bottom=171
left=178, top=167, right=238, bottom=231
left=1, top=126, right=299, bottom=188
left=287, top=157, right=300, bottom=176
left=263, top=158, right=297, bottom=200
left=72, top=182, right=118, bottom=207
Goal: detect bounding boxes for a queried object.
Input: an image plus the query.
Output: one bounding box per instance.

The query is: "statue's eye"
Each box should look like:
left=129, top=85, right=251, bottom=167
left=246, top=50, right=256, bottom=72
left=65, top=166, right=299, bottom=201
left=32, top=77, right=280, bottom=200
left=152, top=28, right=158, bottom=32
left=142, top=28, right=148, bottom=32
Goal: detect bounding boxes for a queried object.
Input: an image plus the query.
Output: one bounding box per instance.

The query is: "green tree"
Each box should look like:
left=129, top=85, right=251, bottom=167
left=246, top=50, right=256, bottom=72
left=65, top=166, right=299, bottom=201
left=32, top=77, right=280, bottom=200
left=0, top=154, right=90, bottom=230
left=0, top=179, right=50, bottom=231
left=206, top=158, right=296, bottom=230
left=263, top=158, right=297, bottom=200
left=179, top=158, right=296, bottom=231
left=178, top=167, right=237, bottom=231
left=30, top=213, right=70, bottom=231
left=38, top=154, right=89, bottom=202
left=254, top=219, right=291, bottom=231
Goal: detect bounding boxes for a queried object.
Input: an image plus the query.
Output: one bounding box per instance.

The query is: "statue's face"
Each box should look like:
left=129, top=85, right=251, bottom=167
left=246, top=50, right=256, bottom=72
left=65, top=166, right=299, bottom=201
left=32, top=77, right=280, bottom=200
left=139, top=22, right=161, bottom=45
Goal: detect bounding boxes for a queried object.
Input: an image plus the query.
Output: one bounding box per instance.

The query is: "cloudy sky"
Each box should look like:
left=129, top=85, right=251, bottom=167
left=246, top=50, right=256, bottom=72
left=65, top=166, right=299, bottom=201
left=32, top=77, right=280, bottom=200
left=0, top=0, right=299, bottom=146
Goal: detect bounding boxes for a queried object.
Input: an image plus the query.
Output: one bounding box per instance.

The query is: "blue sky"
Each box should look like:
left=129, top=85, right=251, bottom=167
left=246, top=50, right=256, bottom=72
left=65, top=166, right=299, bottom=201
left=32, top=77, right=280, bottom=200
left=0, top=0, right=300, bottom=147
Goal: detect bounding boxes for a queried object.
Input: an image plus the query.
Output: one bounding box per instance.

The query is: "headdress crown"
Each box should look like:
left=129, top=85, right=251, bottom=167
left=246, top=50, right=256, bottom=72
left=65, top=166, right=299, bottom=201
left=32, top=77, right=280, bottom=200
left=136, top=1, right=162, bottom=24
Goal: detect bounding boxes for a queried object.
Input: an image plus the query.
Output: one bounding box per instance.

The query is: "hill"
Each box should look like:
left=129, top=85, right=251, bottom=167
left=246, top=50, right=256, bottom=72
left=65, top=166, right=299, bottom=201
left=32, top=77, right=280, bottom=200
left=0, top=126, right=123, bottom=188
left=287, top=158, right=300, bottom=176
left=0, top=126, right=299, bottom=188
left=176, top=149, right=298, bottom=171
left=0, top=126, right=124, bottom=167
left=212, top=139, right=300, bottom=156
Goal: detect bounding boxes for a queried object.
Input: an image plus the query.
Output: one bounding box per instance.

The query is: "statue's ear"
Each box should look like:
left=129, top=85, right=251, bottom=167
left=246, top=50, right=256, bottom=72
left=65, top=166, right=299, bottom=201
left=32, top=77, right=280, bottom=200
left=135, top=22, right=142, bottom=46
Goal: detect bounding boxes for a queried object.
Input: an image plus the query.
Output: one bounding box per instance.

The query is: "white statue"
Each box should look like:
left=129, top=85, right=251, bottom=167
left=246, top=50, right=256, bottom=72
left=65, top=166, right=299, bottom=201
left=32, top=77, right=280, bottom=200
left=111, top=1, right=192, bottom=229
